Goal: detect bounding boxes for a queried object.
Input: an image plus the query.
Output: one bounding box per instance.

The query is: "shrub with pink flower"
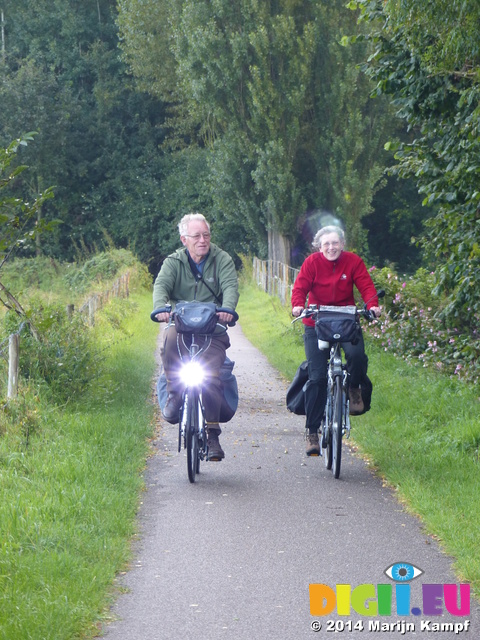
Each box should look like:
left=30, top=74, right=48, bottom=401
left=362, top=266, right=480, bottom=384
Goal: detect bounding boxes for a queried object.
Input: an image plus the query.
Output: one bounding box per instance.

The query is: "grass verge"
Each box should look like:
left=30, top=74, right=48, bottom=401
left=0, top=292, right=158, bottom=639
left=237, top=278, right=480, bottom=599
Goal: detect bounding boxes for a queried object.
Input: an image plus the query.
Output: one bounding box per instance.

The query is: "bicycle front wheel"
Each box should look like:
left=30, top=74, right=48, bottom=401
left=185, top=392, right=199, bottom=483
left=332, top=376, right=343, bottom=479
left=323, top=398, right=333, bottom=470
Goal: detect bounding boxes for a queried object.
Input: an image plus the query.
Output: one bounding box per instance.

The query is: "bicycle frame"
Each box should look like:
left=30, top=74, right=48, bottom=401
left=177, top=335, right=208, bottom=483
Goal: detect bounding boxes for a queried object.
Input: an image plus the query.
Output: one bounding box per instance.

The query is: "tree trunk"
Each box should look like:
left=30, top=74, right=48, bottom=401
left=268, top=228, right=291, bottom=265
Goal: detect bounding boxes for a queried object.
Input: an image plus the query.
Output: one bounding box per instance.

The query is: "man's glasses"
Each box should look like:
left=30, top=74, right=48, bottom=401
left=184, top=232, right=211, bottom=241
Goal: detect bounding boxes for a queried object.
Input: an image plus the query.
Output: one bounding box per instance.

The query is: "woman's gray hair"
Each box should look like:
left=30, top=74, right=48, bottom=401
left=312, top=225, right=345, bottom=249
left=178, top=213, right=211, bottom=237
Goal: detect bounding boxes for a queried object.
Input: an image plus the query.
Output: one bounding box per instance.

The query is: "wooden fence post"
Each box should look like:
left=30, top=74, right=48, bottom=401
left=7, top=333, right=19, bottom=399
left=89, top=297, right=96, bottom=326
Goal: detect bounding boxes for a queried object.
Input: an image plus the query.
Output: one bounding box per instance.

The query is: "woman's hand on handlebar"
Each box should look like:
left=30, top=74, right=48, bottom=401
left=292, top=306, right=304, bottom=317
left=369, top=306, right=382, bottom=319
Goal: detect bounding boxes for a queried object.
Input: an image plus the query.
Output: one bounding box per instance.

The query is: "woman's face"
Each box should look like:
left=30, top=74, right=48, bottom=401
left=319, top=232, right=344, bottom=261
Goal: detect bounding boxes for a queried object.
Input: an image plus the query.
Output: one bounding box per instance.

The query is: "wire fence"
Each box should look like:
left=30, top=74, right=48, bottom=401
left=252, top=256, right=299, bottom=306
left=1, top=271, right=130, bottom=399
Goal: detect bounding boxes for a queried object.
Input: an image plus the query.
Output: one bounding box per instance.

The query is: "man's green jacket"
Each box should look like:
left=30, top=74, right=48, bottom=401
left=153, top=243, right=239, bottom=312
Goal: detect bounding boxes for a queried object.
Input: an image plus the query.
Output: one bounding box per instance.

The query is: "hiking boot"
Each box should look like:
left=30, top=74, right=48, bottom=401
left=305, top=432, right=320, bottom=456
left=207, top=427, right=225, bottom=461
left=162, top=392, right=182, bottom=424
left=349, top=387, right=364, bottom=416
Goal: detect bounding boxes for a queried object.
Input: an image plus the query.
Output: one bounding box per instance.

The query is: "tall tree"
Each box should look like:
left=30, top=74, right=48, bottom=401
left=118, top=0, right=394, bottom=263
left=0, top=0, right=169, bottom=266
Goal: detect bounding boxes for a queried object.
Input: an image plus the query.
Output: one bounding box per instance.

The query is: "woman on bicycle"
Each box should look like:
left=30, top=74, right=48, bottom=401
left=291, top=225, right=381, bottom=456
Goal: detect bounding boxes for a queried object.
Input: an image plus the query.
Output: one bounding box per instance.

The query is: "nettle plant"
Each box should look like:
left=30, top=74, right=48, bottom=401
left=364, top=266, right=480, bottom=384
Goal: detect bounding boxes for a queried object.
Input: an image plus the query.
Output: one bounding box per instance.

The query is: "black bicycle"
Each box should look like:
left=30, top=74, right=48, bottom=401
left=151, top=302, right=238, bottom=483
left=293, top=291, right=384, bottom=479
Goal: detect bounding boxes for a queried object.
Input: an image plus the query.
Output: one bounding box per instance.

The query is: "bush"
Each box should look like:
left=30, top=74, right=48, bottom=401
left=63, top=249, right=139, bottom=294
left=364, top=266, right=480, bottom=384
left=3, top=302, right=102, bottom=402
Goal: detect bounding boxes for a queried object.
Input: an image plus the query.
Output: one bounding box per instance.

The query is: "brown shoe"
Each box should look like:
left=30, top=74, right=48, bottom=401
left=305, top=432, right=320, bottom=456
left=207, top=427, right=225, bottom=461
left=349, top=387, right=365, bottom=415
left=162, top=392, right=182, bottom=424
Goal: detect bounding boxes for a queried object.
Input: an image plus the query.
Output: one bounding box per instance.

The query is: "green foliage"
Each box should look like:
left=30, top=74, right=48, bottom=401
left=0, top=1, right=169, bottom=264
left=0, top=250, right=151, bottom=402
left=118, top=0, right=398, bottom=260
left=364, top=265, right=480, bottom=384
left=63, top=249, right=138, bottom=294
left=3, top=302, right=102, bottom=402
left=0, top=136, right=55, bottom=264
left=353, top=0, right=480, bottom=326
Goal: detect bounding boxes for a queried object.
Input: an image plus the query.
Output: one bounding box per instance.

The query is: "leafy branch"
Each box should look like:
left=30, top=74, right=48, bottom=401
left=0, top=135, right=56, bottom=339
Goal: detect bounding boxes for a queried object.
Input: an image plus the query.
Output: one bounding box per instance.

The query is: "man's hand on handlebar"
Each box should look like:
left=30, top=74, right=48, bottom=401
left=155, top=311, right=171, bottom=323
left=217, top=311, right=234, bottom=324
left=292, top=306, right=304, bottom=317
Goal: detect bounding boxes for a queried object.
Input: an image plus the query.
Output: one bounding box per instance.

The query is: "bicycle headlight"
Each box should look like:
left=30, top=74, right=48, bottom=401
left=180, top=361, right=205, bottom=386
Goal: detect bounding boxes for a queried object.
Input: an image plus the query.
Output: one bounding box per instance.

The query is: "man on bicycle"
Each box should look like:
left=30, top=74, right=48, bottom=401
left=153, top=213, right=239, bottom=461
left=291, top=225, right=381, bottom=456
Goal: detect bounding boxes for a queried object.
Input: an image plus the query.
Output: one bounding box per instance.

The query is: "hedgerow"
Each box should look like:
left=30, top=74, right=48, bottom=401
left=365, top=266, right=480, bottom=384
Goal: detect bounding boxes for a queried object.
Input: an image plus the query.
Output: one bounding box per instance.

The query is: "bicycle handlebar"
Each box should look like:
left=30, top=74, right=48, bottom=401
left=150, top=305, right=239, bottom=326
left=291, top=289, right=385, bottom=324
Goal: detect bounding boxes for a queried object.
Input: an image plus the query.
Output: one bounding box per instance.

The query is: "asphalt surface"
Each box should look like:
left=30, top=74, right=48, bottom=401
left=101, top=323, right=479, bottom=640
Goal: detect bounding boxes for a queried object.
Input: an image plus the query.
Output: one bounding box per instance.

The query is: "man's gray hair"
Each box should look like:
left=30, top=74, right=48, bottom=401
left=178, top=213, right=211, bottom=237
left=312, top=225, right=345, bottom=249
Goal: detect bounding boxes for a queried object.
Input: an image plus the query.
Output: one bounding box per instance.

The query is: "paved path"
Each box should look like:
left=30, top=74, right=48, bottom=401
left=101, top=324, right=478, bottom=639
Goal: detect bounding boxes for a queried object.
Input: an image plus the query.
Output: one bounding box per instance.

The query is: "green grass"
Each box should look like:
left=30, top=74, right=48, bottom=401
left=238, top=278, right=480, bottom=597
left=0, top=292, right=158, bottom=640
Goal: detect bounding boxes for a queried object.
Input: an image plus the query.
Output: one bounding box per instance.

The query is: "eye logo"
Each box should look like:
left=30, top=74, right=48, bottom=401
left=384, top=562, right=423, bottom=582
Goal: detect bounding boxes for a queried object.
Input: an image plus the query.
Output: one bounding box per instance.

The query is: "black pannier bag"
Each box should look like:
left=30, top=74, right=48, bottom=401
left=315, top=305, right=360, bottom=344
left=360, top=373, right=373, bottom=414
left=218, top=357, right=238, bottom=422
left=174, top=301, right=218, bottom=334
left=286, top=360, right=309, bottom=415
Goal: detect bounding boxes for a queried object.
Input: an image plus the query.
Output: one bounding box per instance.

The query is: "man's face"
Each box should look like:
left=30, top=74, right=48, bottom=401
left=181, top=220, right=211, bottom=263
left=319, top=232, right=344, bottom=261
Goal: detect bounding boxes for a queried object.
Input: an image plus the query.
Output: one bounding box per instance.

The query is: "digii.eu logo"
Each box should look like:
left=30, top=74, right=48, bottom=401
left=309, top=561, right=470, bottom=617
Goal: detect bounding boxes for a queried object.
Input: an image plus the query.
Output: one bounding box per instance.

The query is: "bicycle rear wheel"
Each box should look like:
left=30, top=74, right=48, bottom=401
left=185, top=392, right=199, bottom=483
left=332, top=376, right=343, bottom=479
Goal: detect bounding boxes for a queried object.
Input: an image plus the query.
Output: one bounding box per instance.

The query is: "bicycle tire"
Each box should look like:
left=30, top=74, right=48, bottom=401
left=323, top=399, right=333, bottom=470
left=195, top=398, right=203, bottom=474
left=186, top=392, right=199, bottom=483
left=332, top=376, right=343, bottom=479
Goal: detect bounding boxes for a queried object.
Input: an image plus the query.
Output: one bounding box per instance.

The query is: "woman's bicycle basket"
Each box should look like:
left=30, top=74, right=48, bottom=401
left=315, top=305, right=360, bottom=344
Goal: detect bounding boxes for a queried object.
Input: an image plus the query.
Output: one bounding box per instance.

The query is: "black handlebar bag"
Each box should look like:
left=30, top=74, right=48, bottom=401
left=174, top=301, right=218, bottom=334
left=315, top=305, right=360, bottom=345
